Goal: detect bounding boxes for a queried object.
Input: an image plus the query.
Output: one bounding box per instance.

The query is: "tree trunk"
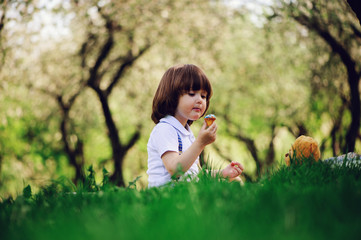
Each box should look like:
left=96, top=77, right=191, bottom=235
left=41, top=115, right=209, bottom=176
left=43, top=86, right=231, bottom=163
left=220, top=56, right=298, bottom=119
left=294, top=14, right=360, bottom=153
left=74, top=140, right=85, bottom=182
left=344, top=69, right=360, bottom=152
left=59, top=107, right=85, bottom=184
left=96, top=90, right=126, bottom=186
left=265, top=124, right=276, bottom=166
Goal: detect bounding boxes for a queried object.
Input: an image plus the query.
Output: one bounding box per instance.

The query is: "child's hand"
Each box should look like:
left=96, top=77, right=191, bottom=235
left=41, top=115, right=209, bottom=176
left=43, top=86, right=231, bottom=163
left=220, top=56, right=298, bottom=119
left=196, top=121, right=217, bottom=147
left=222, top=161, right=244, bottom=179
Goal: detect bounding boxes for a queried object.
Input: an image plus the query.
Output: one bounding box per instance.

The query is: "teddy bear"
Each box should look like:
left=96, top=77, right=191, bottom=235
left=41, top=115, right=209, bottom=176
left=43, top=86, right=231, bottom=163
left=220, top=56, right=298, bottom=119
left=284, top=135, right=321, bottom=166
left=284, top=135, right=360, bottom=166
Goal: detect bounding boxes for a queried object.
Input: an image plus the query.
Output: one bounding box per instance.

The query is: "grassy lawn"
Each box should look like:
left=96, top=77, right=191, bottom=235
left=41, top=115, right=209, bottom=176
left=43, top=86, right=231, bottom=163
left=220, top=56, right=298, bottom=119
left=1, top=161, right=361, bottom=240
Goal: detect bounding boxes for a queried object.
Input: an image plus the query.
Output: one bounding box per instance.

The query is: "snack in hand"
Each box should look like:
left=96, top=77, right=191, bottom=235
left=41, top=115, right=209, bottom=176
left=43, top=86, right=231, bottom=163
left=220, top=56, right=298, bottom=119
left=204, top=114, right=216, bottom=127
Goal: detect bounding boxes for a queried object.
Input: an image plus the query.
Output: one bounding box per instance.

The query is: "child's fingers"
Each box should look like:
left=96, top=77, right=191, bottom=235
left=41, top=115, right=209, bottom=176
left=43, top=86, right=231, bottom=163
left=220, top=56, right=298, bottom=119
left=237, top=163, right=244, bottom=171
left=231, top=161, right=242, bottom=168
left=231, top=161, right=244, bottom=172
left=208, top=122, right=217, bottom=132
left=235, top=166, right=243, bottom=175
left=201, top=121, right=207, bottom=129
left=199, top=121, right=208, bottom=133
left=231, top=161, right=239, bottom=167
left=203, top=122, right=217, bottom=135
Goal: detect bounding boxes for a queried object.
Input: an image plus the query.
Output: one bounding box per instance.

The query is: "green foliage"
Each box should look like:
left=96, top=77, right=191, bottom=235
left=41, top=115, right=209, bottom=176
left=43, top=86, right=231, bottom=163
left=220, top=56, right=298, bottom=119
left=74, top=166, right=119, bottom=193
left=127, top=176, right=142, bottom=190
left=1, top=159, right=361, bottom=240
left=22, top=185, right=32, bottom=199
left=101, top=167, right=110, bottom=187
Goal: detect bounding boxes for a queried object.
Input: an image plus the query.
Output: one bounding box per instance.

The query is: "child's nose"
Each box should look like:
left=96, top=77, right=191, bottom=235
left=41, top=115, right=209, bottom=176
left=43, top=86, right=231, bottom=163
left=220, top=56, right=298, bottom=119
left=196, top=96, right=203, bottom=103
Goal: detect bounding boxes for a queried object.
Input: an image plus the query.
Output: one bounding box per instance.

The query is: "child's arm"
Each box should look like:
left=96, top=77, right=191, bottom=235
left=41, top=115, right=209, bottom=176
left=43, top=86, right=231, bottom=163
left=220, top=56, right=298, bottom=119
left=162, top=121, right=217, bottom=176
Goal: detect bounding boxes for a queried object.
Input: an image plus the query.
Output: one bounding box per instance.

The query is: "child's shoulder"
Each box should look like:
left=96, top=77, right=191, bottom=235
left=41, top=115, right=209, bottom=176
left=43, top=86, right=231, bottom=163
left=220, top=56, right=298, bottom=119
left=151, top=122, right=178, bottom=137
left=148, top=122, right=179, bottom=147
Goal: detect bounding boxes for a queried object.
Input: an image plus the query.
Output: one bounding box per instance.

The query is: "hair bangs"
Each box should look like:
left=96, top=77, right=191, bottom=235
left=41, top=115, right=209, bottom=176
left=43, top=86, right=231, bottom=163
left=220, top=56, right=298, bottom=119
left=179, top=65, right=212, bottom=99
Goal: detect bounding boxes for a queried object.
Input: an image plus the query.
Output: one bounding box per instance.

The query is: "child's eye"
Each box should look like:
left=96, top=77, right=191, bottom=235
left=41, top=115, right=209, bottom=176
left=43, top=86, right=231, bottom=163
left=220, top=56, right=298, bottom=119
left=201, top=95, right=207, bottom=99
left=188, top=92, right=195, bottom=96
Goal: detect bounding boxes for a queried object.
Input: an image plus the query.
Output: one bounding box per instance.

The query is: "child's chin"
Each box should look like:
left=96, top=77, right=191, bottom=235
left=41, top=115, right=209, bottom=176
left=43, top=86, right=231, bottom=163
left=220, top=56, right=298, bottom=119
left=190, top=115, right=202, bottom=120
left=189, top=118, right=199, bottom=121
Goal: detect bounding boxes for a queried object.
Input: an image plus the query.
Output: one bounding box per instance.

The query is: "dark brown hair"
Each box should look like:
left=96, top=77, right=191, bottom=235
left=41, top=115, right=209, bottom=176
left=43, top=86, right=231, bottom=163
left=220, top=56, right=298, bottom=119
left=151, top=64, right=212, bottom=124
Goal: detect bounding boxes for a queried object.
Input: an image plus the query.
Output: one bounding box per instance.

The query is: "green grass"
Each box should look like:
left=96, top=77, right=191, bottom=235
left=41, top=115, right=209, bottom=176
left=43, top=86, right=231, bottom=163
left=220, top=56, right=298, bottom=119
left=1, top=161, right=361, bottom=240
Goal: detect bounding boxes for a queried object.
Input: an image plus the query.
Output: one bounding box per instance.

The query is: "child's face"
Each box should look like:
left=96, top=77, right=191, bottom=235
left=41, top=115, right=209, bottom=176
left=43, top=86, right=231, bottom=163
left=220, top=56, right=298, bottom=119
left=174, top=90, right=207, bottom=125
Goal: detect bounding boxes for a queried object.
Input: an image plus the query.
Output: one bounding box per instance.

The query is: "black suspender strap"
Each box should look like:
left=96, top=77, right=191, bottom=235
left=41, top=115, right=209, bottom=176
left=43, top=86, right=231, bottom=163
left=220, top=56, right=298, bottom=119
left=177, top=132, right=183, bottom=155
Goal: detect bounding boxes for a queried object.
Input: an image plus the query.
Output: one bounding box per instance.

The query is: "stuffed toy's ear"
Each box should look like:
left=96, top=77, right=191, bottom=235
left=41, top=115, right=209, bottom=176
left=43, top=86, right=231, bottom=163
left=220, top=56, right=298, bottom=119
left=285, top=153, right=290, bottom=166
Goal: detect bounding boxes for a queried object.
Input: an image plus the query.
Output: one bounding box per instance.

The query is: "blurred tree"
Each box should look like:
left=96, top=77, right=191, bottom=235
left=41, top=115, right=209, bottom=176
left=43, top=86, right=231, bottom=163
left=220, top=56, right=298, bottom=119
left=33, top=79, right=87, bottom=184
left=207, top=6, right=316, bottom=177
left=6, top=0, right=357, bottom=190
left=272, top=0, right=361, bottom=153
left=68, top=0, right=165, bottom=186
left=0, top=0, right=11, bottom=69
left=0, top=0, right=41, bottom=186
left=346, top=0, right=361, bottom=25
left=0, top=0, right=38, bottom=71
left=69, top=0, right=227, bottom=186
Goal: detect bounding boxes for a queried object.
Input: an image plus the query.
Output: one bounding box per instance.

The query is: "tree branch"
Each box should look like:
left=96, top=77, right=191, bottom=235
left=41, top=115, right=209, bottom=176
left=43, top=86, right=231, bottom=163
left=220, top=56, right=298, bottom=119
left=347, top=0, right=361, bottom=25
left=106, top=42, right=151, bottom=95
left=123, top=126, right=142, bottom=153
left=87, top=33, right=114, bottom=89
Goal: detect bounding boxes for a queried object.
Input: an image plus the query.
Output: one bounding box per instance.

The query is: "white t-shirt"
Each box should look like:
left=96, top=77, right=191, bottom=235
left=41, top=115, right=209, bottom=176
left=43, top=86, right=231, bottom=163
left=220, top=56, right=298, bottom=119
left=147, top=115, right=200, bottom=187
